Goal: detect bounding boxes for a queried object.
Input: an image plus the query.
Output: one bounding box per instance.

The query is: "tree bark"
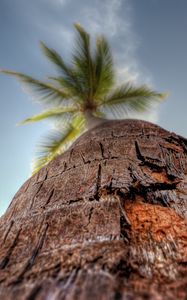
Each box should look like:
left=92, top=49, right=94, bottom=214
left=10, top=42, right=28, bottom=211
left=0, top=119, right=187, bottom=300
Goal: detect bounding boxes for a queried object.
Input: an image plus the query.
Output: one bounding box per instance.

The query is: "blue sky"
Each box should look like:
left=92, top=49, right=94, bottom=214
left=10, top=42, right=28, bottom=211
left=0, top=0, right=186, bottom=216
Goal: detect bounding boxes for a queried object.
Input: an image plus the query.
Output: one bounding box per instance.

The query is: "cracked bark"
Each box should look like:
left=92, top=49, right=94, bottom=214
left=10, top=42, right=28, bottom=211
left=14, top=223, right=49, bottom=284
left=0, top=228, right=21, bottom=270
left=1, top=220, right=14, bottom=245
left=0, top=119, right=187, bottom=300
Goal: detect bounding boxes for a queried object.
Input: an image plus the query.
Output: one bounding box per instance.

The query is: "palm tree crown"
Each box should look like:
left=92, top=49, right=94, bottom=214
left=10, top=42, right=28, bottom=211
left=1, top=24, right=167, bottom=173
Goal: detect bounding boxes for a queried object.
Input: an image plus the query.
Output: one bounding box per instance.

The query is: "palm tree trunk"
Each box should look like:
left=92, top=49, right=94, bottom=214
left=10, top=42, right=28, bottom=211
left=0, top=119, right=186, bottom=300
left=84, top=108, right=106, bottom=129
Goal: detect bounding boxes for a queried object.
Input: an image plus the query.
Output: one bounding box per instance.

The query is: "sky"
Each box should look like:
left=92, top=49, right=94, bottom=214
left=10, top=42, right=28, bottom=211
left=0, top=0, right=187, bottom=216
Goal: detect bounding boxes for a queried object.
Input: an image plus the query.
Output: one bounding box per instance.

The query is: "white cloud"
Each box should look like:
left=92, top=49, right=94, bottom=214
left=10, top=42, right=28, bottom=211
left=80, top=0, right=122, bottom=35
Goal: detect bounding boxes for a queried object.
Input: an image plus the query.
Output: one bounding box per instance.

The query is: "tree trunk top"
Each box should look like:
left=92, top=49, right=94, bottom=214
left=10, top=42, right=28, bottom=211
left=0, top=119, right=187, bottom=299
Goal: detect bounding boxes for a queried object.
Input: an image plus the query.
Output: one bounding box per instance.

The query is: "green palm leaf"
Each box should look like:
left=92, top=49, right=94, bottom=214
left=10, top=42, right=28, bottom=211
left=40, top=41, right=70, bottom=73
left=93, top=36, right=114, bottom=98
left=19, top=106, right=79, bottom=125
left=32, top=127, right=73, bottom=174
left=73, top=23, right=94, bottom=100
left=40, top=42, right=83, bottom=97
left=99, top=84, right=167, bottom=114
left=32, top=114, right=85, bottom=174
left=1, top=70, right=70, bottom=106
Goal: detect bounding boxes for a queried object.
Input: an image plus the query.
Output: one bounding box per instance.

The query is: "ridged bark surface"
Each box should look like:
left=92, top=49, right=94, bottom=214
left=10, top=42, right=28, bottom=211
left=0, top=120, right=187, bottom=299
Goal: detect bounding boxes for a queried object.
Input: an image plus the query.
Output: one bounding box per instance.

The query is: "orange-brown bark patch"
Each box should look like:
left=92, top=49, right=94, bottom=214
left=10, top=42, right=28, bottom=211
left=124, top=199, right=187, bottom=243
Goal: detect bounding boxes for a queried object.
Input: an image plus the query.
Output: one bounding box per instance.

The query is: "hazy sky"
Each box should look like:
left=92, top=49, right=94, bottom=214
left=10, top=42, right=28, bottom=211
left=0, top=0, right=187, bottom=215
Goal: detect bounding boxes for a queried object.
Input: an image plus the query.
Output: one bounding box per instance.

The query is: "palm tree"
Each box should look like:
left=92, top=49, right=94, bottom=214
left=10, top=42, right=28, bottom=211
left=1, top=24, right=187, bottom=300
left=1, top=24, right=166, bottom=173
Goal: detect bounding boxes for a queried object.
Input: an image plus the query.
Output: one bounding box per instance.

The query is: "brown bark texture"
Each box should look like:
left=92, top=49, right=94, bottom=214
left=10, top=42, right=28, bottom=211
left=0, top=119, right=187, bottom=300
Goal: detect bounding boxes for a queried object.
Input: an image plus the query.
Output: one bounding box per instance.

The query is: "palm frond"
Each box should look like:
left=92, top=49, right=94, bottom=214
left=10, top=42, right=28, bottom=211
left=94, top=109, right=107, bottom=119
left=40, top=41, right=71, bottom=74
left=73, top=23, right=94, bottom=100
left=49, top=75, right=84, bottom=103
left=32, top=127, right=73, bottom=174
left=1, top=70, right=71, bottom=105
left=93, top=36, right=114, bottom=99
left=19, top=106, right=79, bottom=125
left=99, top=84, right=167, bottom=115
left=32, top=114, right=86, bottom=174
left=40, top=42, right=83, bottom=97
